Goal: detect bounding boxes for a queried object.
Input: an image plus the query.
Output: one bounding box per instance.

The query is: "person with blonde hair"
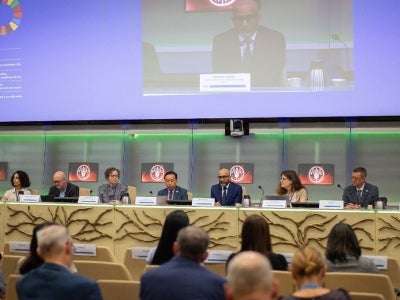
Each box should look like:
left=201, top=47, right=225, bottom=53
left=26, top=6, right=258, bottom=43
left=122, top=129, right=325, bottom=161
left=279, top=246, right=350, bottom=300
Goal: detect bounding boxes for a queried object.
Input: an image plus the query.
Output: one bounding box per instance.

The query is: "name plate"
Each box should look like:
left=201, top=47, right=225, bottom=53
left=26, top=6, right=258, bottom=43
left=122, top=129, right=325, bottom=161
left=363, top=255, right=388, bottom=270
left=200, top=73, right=250, bottom=92
left=78, top=196, right=99, bottom=205
left=262, top=200, right=287, bottom=209
left=319, top=200, right=344, bottom=209
left=74, top=244, right=97, bottom=256
left=19, top=195, right=40, bottom=203
left=192, top=198, right=215, bottom=207
left=205, top=250, right=233, bottom=263
left=8, top=241, right=30, bottom=254
left=135, top=196, right=157, bottom=206
left=131, top=247, right=152, bottom=259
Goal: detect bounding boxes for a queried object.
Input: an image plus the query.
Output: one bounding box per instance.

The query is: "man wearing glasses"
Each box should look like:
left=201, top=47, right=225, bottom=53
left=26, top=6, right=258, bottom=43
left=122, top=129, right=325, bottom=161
left=48, top=171, right=79, bottom=197
left=211, top=168, right=243, bottom=206
left=212, top=0, right=286, bottom=87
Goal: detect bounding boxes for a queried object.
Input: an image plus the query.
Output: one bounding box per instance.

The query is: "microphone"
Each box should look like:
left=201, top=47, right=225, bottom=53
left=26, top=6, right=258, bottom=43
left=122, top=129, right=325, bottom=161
left=331, top=33, right=350, bottom=80
left=258, top=185, right=264, bottom=207
left=337, top=184, right=344, bottom=191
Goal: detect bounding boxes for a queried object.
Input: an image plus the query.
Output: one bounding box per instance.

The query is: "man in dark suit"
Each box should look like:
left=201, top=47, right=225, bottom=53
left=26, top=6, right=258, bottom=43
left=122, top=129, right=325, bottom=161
left=140, top=226, right=226, bottom=300
left=157, top=171, right=189, bottom=200
left=342, top=167, right=379, bottom=209
left=16, top=224, right=103, bottom=300
left=48, top=171, right=79, bottom=197
left=212, top=0, right=286, bottom=87
left=211, top=168, right=243, bottom=206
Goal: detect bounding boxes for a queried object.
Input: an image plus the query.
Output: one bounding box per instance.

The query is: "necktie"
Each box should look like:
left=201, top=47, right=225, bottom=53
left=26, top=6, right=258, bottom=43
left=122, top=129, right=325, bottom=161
left=168, top=190, right=173, bottom=200
left=357, top=189, right=362, bottom=202
left=222, top=187, right=227, bottom=205
left=242, top=38, right=252, bottom=71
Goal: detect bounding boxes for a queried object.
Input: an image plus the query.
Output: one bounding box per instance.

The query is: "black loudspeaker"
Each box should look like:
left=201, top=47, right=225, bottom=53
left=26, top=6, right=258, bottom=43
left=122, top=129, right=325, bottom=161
left=224, top=119, right=249, bottom=137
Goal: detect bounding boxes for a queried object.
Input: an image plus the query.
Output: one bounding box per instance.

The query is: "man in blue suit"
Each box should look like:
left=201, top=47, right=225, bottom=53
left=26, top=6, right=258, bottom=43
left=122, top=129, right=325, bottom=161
left=342, top=167, right=379, bottom=209
left=157, top=171, right=189, bottom=201
left=16, top=224, right=103, bottom=300
left=211, top=168, right=243, bottom=206
left=140, top=226, right=226, bottom=300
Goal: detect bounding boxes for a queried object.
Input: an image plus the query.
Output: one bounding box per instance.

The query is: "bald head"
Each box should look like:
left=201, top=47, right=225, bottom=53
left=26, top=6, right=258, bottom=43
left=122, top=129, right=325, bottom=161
left=53, top=171, right=67, bottom=190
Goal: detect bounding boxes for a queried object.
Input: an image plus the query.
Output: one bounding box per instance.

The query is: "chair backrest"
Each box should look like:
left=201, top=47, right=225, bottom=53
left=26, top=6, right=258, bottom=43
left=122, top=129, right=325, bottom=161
left=324, top=272, right=395, bottom=300
left=349, top=292, right=385, bottom=300
left=187, top=192, right=193, bottom=200
left=79, top=187, right=92, bottom=196
left=73, top=246, right=117, bottom=263
left=204, top=263, right=226, bottom=277
left=127, top=186, right=137, bottom=202
left=143, top=264, right=159, bottom=273
left=74, top=261, right=133, bottom=281
left=97, top=279, right=140, bottom=300
left=272, top=270, right=296, bottom=297
left=123, top=248, right=148, bottom=281
left=29, top=188, right=40, bottom=195
left=6, top=274, right=21, bottom=300
left=379, top=257, right=400, bottom=288
left=2, top=255, right=24, bottom=280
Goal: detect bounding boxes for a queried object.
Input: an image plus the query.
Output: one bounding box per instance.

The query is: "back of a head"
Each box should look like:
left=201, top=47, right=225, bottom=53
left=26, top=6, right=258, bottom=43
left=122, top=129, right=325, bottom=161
left=177, top=226, right=209, bottom=262
left=326, top=223, right=361, bottom=263
left=291, top=246, right=325, bottom=279
left=241, top=214, right=272, bottom=253
left=227, top=251, right=273, bottom=299
left=37, top=224, right=70, bottom=259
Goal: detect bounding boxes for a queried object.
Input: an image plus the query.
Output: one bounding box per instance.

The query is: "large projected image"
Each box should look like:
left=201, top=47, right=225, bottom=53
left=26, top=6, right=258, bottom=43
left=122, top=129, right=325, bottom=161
left=142, top=0, right=354, bottom=94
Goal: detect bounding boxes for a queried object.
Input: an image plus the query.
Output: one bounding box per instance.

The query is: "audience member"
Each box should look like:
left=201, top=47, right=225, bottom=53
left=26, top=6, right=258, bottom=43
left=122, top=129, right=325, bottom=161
left=140, top=226, right=226, bottom=300
left=212, top=0, right=286, bottom=87
left=48, top=171, right=79, bottom=197
left=97, top=167, right=128, bottom=203
left=0, top=254, right=5, bottom=300
left=211, top=168, right=242, bottom=206
left=16, top=224, right=103, bottom=300
left=279, top=246, right=351, bottom=300
left=225, top=251, right=279, bottom=300
left=1, top=170, right=31, bottom=202
left=157, top=171, right=189, bottom=201
left=342, top=167, right=379, bottom=209
left=276, top=170, right=308, bottom=203
left=226, top=214, right=288, bottom=271
left=325, top=222, right=378, bottom=273
left=147, top=210, right=190, bottom=265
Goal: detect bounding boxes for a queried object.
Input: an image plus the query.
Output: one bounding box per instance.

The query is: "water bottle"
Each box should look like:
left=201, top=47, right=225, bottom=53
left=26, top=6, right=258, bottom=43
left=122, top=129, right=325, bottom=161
left=121, top=192, right=130, bottom=204
left=307, top=60, right=329, bottom=91
left=242, top=195, right=251, bottom=207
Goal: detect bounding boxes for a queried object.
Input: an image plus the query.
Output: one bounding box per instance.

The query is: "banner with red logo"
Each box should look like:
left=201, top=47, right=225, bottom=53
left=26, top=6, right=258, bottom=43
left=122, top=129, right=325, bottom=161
left=298, top=164, right=334, bottom=185
left=141, top=163, right=174, bottom=183
left=186, top=0, right=234, bottom=12
left=219, top=163, right=254, bottom=184
left=0, top=162, right=7, bottom=180
left=68, top=162, right=99, bottom=182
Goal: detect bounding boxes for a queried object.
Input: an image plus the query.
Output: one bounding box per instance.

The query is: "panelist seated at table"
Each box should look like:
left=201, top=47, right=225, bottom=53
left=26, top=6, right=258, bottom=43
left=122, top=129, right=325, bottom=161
left=48, top=171, right=79, bottom=198
left=98, top=167, right=128, bottom=204
left=275, top=170, right=308, bottom=203
left=342, top=167, right=379, bottom=209
left=1, top=170, right=32, bottom=202
left=157, top=171, right=188, bottom=201
left=211, top=168, right=242, bottom=206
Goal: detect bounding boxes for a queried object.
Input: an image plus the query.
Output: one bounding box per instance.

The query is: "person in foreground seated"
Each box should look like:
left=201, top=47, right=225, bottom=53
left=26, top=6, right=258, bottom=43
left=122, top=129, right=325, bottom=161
left=48, top=171, right=79, bottom=197
left=342, top=166, right=379, bottom=209
left=276, top=170, right=308, bottom=203
left=157, top=171, right=189, bottom=201
left=211, top=168, right=242, bottom=206
left=1, top=170, right=32, bottom=202
left=325, top=222, right=378, bottom=273
left=16, top=224, right=103, bottom=300
left=225, top=251, right=279, bottom=300
left=140, top=226, right=226, bottom=300
left=97, top=167, right=128, bottom=203
left=146, top=210, right=189, bottom=265
left=279, top=246, right=351, bottom=300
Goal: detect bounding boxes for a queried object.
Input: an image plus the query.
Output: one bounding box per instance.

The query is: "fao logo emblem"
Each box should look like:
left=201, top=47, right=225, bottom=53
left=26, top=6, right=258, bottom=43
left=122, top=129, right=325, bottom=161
left=308, top=166, right=325, bottom=183
left=209, top=0, right=236, bottom=7
left=77, top=164, right=91, bottom=181
left=150, top=164, right=165, bottom=181
left=230, top=165, right=245, bottom=182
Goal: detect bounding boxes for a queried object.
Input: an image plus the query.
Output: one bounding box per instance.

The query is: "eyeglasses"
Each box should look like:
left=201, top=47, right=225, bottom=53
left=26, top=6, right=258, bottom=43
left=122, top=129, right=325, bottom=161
left=280, top=177, right=289, bottom=181
left=218, top=175, right=229, bottom=179
left=233, top=14, right=259, bottom=23
left=53, top=179, right=64, bottom=184
left=109, top=174, right=119, bottom=178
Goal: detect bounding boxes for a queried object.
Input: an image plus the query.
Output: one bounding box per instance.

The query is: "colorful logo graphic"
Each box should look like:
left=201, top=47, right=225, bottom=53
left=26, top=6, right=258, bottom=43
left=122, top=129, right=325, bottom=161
left=208, top=0, right=235, bottom=7
left=298, top=164, right=334, bottom=185
left=76, top=164, right=91, bottom=181
left=150, top=164, right=166, bottom=182
left=68, top=162, right=98, bottom=182
left=0, top=0, right=22, bottom=36
left=230, top=165, right=245, bottom=182
left=308, top=165, right=325, bottom=183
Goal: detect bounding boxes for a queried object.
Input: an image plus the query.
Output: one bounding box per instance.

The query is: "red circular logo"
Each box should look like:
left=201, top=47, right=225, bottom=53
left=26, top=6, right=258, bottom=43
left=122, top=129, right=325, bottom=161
left=308, top=166, right=325, bottom=183
left=150, top=164, right=165, bottom=182
left=76, top=164, right=91, bottom=181
left=230, top=165, right=245, bottom=182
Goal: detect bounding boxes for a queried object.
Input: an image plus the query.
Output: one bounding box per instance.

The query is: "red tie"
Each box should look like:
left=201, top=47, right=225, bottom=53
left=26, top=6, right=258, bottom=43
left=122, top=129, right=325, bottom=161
left=168, top=190, right=173, bottom=200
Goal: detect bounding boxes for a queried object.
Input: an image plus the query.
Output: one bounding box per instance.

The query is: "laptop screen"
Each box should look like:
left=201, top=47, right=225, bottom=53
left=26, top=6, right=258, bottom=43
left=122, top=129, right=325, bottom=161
left=262, top=195, right=291, bottom=207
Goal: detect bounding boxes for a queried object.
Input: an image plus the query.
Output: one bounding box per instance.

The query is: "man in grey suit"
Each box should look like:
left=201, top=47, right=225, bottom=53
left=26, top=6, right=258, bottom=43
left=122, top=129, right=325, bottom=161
left=16, top=224, right=103, bottom=300
left=157, top=171, right=189, bottom=201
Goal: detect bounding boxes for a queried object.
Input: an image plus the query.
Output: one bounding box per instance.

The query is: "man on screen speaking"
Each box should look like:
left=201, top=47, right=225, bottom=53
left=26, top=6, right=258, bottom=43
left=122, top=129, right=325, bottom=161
left=212, top=0, right=286, bottom=87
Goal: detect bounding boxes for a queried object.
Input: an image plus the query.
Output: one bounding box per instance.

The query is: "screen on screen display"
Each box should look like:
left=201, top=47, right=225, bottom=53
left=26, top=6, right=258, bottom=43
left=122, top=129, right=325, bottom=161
left=0, top=0, right=399, bottom=122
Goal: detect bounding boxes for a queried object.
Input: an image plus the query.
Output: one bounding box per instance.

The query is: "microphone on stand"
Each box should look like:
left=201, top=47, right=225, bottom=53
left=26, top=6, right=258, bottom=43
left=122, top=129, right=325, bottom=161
left=337, top=184, right=344, bottom=191
left=331, top=33, right=351, bottom=80
left=258, top=185, right=265, bottom=207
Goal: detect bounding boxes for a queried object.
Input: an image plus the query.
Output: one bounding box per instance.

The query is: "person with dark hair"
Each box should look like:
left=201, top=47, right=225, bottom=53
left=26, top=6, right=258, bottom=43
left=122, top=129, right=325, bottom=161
left=226, top=214, right=288, bottom=271
left=211, top=168, right=243, bottom=206
left=279, top=246, right=350, bottom=300
left=342, top=167, right=379, bottom=209
left=97, top=167, right=128, bottom=203
left=147, top=210, right=190, bottom=265
left=325, top=223, right=378, bottom=273
left=1, top=170, right=31, bottom=202
left=276, top=170, right=308, bottom=203
left=48, top=171, right=79, bottom=197
left=140, top=226, right=226, bottom=300
left=157, top=171, right=188, bottom=201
